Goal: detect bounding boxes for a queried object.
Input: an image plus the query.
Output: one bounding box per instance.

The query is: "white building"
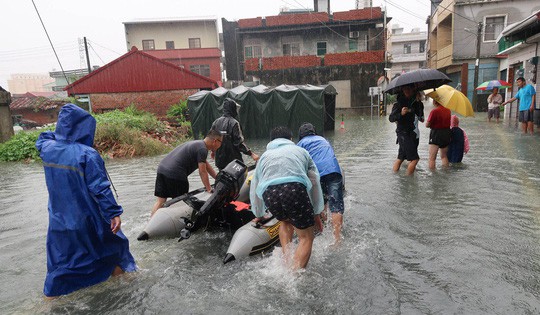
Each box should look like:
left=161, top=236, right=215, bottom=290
left=387, top=25, right=427, bottom=79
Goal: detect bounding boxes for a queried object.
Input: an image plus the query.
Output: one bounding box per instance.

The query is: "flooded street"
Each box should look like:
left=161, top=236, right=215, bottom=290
left=2, top=112, right=540, bottom=314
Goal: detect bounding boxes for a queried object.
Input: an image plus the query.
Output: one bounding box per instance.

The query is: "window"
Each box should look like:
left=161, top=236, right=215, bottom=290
left=244, top=45, right=262, bottom=59
left=166, top=41, right=175, bottom=49
left=403, top=43, right=411, bottom=54
left=190, top=64, right=210, bottom=77
left=316, top=42, right=327, bottom=56
left=282, top=42, right=300, bottom=56
left=484, top=16, right=506, bottom=41
left=142, top=40, right=155, bottom=50
left=348, top=39, right=358, bottom=51
left=188, top=38, right=201, bottom=48
left=419, top=40, right=426, bottom=53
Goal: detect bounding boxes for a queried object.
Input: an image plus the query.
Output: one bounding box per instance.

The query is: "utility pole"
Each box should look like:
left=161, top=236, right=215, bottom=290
left=472, top=22, right=482, bottom=112
left=84, top=37, right=92, bottom=74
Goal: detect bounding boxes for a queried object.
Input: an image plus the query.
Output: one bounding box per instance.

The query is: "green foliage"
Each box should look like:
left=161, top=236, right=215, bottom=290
left=95, top=123, right=170, bottom=157
left=167, top=100, right=189, bottom=122
left=94, top=105, right=165, bottom=133
left=0, top=129, right=49, bottom=162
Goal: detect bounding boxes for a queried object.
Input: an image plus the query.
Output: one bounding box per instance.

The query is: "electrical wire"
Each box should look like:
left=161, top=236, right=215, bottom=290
left=87, top=40, right=124, bottom=56
left=30, top=0, right=69, bottom=84
left=88, top=43, right=105, bottom=64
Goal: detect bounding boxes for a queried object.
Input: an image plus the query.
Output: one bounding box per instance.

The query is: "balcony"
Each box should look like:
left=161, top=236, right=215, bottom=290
left=436, top=44, right=453, bottom=69
left=244, top=51, right=385, bottom=72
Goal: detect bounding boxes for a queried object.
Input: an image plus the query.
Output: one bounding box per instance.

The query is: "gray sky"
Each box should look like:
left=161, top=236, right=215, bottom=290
left=0, top=0, right=430, bottom=89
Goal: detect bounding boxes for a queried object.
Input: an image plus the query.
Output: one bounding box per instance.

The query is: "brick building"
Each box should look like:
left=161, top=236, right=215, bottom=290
left=9, top=93, right=66, bottom=126
left=65, top=47, right=218, bottom=116
left=222, top=6, right=389, bottom=108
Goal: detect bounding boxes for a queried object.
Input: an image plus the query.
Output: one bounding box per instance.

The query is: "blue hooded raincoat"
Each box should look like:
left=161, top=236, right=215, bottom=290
left=36, top=104, right=136, bottom=297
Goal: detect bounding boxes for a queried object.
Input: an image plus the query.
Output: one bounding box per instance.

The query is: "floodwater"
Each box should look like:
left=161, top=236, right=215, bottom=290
left=1, top=111, right=540, bottom=314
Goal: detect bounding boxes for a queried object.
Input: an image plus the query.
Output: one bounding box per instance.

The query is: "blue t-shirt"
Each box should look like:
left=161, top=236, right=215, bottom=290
left=515, top=84, right=536, bottom=111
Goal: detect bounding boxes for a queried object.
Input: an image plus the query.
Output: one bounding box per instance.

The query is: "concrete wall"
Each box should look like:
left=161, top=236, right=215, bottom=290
left=453, top=1, right=540, bottom=60
left=242, top=26, right=375, bottom=59
left=0, top=90, right=13, bottom=142
left=125, top=20, right=219, bottom=50
left=328, top=80, right=351, bottom=108
left=11, top=108, right=60, bottom=126
left=247, top=63, right=385, bottom=108
left=90, top=90, right=198, bottom=116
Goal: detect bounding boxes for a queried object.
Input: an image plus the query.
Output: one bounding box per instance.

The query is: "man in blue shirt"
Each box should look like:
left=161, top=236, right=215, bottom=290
left=297, top=123, right=345, bottom=245
left=502, top=77, right=537, bottom=134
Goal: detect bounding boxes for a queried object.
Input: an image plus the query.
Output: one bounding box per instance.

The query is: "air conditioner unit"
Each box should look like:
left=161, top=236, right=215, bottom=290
left=349, top=31, right=360, bottom=38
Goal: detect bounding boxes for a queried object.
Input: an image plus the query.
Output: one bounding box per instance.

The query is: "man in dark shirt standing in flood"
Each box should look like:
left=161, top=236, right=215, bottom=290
left=389, top=85, right=424, bottom=175
left=150, top=129, right=222, bottom=216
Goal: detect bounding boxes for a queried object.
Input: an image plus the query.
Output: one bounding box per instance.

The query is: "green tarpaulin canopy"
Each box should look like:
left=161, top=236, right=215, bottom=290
left=188, top=84, right=337, bottom=139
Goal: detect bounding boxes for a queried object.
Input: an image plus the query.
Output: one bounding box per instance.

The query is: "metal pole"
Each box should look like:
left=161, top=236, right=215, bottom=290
left=472, top=22, right=482, bottom=112
left=84, top=37, right=92, bottom=74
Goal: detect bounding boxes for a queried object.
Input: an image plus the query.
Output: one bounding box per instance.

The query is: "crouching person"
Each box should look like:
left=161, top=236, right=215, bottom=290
left=36, top=104, right=137, bottom=298
left=249, top=126, right=324, bottom=270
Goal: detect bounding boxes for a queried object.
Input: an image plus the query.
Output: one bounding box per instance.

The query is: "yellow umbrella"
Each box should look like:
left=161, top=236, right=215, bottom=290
left=424, top=85, right=475, bottom=117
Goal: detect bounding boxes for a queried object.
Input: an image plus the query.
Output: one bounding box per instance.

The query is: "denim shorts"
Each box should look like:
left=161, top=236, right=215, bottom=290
left=320, top=173, right=345, bottom=214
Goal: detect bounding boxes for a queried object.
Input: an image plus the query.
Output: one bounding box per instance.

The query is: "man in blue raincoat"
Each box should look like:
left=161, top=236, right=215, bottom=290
left=36, top=104, right=136, bottom=298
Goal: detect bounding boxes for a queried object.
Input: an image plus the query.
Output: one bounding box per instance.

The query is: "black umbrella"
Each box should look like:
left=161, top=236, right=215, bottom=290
left=384, top=69, right=451, bottom=94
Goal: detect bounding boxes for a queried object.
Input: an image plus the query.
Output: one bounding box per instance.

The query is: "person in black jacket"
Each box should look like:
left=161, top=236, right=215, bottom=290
left=211, top=98, right=259, bottom=169
left=389, top=85, right=424, bottom=175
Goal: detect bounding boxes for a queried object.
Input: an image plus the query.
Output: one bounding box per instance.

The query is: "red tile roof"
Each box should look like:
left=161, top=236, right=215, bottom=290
left=237, top=7, right=383, bottom=29
left=333, top=7, right=383, bottom=21
left=266, top=12, right=329, bottom=27
left=238, top=17, right=263, bottom=28
left=10, top=96, right=65, bottom=110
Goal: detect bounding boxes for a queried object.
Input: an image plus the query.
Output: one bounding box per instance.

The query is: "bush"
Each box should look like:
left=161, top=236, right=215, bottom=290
left=0, top=130, right=46, bottom=162
left=167, top=100, right=189, bottom=122
left=94, top=105, right=165, bottom=133
left=95, top=123, right=170, bottom=158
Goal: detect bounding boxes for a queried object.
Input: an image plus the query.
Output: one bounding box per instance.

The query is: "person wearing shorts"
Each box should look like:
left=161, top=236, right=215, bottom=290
left=150, top=130, right=222, bottom=216
left=502, top=77, right=537, bottom=135
left=487, top=87, right=502, bottom=123
left=250, top=126, right=324, bottom=270
left=389, top=85, right=424, bottom=175
left=426, top=99, right=451, bottom=170
left=297, top=122, right=345, bottom=244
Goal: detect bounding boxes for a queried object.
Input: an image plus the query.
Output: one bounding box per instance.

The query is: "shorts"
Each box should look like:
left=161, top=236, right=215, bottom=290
left=534, top=109, right=540, bottom=125
left=429, top=128, right=451, bottom=148
left=154, top=173, right=189, bottom=198
left=488, top=107, right=500, bottom=119
left=262, top=182, right=315, bottom=229
left=397, top=132, right=419, bottom=161
left=320, top=173, right=344, bottom=214
left=519, top=110, right=534, bottom=123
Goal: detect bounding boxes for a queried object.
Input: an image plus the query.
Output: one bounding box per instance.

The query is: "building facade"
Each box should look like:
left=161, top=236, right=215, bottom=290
left=428, top=0, right=538, bottom=110
left=497, top=10, right=540, bottom=119
left=223, top=7, right=388, bottom=108
left=387, top=25, right=427, bottom=79
left=123, top=17, right=222, bottom=84
left=7, top=73, right=54, bottom=94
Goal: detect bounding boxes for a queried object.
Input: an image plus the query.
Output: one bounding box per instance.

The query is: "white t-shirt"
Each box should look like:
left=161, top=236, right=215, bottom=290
left=488, top=93, right=503, bottom=110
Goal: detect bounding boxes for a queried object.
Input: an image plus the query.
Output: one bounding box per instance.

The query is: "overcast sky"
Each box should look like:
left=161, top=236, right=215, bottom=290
left=0, top=0, right=430, bottom=89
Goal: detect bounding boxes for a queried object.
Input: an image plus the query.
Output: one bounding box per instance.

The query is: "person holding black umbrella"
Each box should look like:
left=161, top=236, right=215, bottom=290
left=389, top=85, right=424, bottom=175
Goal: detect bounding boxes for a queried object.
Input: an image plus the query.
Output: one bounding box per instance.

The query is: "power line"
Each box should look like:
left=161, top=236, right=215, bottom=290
left=87, top=40, right=124, bottom=56
left=88, top=43, right=105, bottom=64
left=30, top=0, right=69, bottom=84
